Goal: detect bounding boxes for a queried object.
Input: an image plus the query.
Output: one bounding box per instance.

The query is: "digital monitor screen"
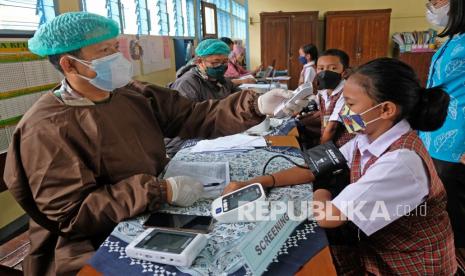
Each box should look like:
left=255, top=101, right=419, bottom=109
left=224, top=185, right=261, bottom=210
left=135, top=231, right=194, bottom=254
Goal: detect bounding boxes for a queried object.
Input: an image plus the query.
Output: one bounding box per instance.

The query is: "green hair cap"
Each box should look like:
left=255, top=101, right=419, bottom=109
left=28, top=12, right=120, bottom=56
left=195, top=39, right=231, bottom=57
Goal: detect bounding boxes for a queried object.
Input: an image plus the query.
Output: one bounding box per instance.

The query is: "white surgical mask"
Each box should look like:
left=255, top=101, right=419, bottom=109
left=426, top=2, right=450, bottom=27
left=68, top=52, right=133, bottom=92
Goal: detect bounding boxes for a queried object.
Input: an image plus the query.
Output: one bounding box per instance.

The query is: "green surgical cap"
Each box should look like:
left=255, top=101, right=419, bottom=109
left=195, top=39, right=231, bottom=57
left=28, top=12, right=120, bottom=56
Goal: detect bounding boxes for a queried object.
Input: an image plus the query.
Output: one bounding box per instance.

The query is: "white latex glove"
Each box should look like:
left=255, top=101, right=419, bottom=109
left=258, top=89, right=311, bottom=117
left=257, top=89, right=293, bottom=116
left=165, top=176, right=204, bottom=207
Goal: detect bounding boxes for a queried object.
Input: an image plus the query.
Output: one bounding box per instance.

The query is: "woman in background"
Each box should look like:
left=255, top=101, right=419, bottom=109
left=225, top=44, right=262, bottom=80
left=419, top=0, right=465, bottom=254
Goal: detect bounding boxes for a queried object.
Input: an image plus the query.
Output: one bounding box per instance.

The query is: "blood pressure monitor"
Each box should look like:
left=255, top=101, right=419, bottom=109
left=125, top=228, right=207, bottom=267
left=211, top=183, right=267, bottom=223
left=273, top=82, right=313, bottom=118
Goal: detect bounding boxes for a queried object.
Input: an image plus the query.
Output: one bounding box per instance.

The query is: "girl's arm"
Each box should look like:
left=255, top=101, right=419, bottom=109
left=320, top=121, right=338, bottom=144
left=313, top=189, right=346, bottom=228
left=223, top=168, right=348, bottom=228
left=223, top=165, right=348, bottom=228
left=223, top=166, right=314, bottom=195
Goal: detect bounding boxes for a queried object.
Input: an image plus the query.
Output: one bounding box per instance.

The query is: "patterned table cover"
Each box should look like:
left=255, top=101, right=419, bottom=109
left=87, top=123, right=329, bottom=276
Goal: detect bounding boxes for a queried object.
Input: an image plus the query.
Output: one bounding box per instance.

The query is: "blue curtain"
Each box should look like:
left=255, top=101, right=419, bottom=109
left=105, top=0, right=122, bottom=31
left=136, top=0, right=149, bottom=34
left=156, top=0, right=169, bottom=35
left=36, top=0, right=56, bottom=26
left=186, top=0, right=194, bottom=36
left=172, top=0, right=184, bottom=36
left=231, top=0, right=246, bottom=39
left=217, top=10, right=231, bottom=38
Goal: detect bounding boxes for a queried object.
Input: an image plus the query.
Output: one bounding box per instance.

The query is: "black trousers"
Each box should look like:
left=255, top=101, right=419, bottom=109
left=433, top=158, right=465, bottom=248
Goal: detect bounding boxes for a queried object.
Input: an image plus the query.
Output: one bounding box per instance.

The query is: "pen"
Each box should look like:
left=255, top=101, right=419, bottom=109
left=204, top=183, right=221, bottom=187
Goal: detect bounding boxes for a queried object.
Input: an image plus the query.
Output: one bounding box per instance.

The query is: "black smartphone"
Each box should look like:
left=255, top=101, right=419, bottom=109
left=143, top=212, right=213, bottom=233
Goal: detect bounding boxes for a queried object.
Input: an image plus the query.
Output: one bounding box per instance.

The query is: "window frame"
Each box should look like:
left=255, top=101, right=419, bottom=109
left=0, top=0, right=59, bottom=36
left=81, top=0, right=196, bottom=38
left=201, top=1, right=218, bottom=39
left=201, top=0, right=247, bottom=40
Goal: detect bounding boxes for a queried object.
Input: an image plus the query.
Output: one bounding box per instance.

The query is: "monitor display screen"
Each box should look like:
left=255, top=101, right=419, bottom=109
left=135, top=231, right=194, bottom=254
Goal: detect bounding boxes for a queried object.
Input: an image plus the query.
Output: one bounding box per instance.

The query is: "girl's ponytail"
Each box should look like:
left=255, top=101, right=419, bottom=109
left=409, top=87, right=450, bottom=131
left=354, top=58, right=450, bottom=131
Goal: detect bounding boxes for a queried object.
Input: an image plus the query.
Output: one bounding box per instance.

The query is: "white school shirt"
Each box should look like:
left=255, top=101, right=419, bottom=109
left=317, top=80, right=345, bottom=123
left=301, top=61, right=316, bottom=84
left=331, top=120, right=429, bottom=236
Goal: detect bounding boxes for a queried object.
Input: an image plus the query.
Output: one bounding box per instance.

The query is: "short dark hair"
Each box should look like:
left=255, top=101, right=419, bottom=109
left=220, top=37, right=234, bottom=46
left=353, top=58, right=449, bottom=131
left=47, top=49, right=81, bottom=74
left=301, top=44, right=318, bottom=61
left=439, top=0, right=465, bottom=37
left=318, top=49, right=350, bottom=69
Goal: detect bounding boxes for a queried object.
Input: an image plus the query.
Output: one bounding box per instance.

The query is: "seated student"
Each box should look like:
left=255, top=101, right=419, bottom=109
left=225, top=44, right=262, bottom=83
left=169, top=39, right=239, bottom=102
left=223, top=58, right=457, bottom=275
left=306, top=49, right=355, bottom=148
left=297, top=43, right=318, bottom=86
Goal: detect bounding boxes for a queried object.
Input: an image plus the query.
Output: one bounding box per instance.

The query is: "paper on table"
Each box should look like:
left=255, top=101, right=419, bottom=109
left=163, top=161, right=230, bottom=199
left=239, top=83, right=287, bottom=89
left=266, top=76, right=291, bottom=81
left=239, top=74, right=256, bottom=80
left=190, top=134, right=267, bottom=153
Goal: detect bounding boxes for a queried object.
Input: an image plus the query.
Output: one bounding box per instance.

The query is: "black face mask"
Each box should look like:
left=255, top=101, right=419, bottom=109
left=317, top=70, right=342, bottom=90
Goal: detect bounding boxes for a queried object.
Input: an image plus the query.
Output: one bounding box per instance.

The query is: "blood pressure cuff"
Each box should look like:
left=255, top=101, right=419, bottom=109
left=302, top=142, right=348, bottom=178
left=312, top=166, right=350, bottom=197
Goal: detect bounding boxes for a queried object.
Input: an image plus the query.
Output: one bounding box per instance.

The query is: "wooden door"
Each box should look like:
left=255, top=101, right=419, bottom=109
left=325, top=15, right=359, bottom=66
left=260, top=14, right=291, bottom=74
left=325, top=9, right=391, bottom=67
left=289, top=12, right=319, bottom=89
left=261, top=11, right=318, bottom=90
left=358, top=12, right=391, bottom=66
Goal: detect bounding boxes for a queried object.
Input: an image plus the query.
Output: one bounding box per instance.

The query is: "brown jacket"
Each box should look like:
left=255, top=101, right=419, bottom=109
left=4, top=81, right=264, bottom=275
left=169, top=67, right=239, bottom=102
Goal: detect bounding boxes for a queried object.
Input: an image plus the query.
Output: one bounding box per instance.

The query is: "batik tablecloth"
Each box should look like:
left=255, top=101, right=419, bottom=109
left=87, top=130, right=329, bottom=275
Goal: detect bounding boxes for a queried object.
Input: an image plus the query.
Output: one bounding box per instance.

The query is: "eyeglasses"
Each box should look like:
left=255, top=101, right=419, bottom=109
left=426, top=0, right=449, bottom=11
left=204, top=60, right=228, bottom=67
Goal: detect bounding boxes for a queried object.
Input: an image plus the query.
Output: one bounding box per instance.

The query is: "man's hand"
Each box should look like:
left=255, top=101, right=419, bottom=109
left=232, top=77, right=257, bottom=86
left=253, top=64, right=263, bottom=74
left=222, top=181, right=248, bottom=195
left=241, top=77, right=257, bottom=84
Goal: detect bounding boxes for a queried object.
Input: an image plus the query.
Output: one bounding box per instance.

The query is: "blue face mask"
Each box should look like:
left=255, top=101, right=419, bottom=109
left=298, top=56, right=307, bottom=65
left=69, top=52, right=133, bottom=92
